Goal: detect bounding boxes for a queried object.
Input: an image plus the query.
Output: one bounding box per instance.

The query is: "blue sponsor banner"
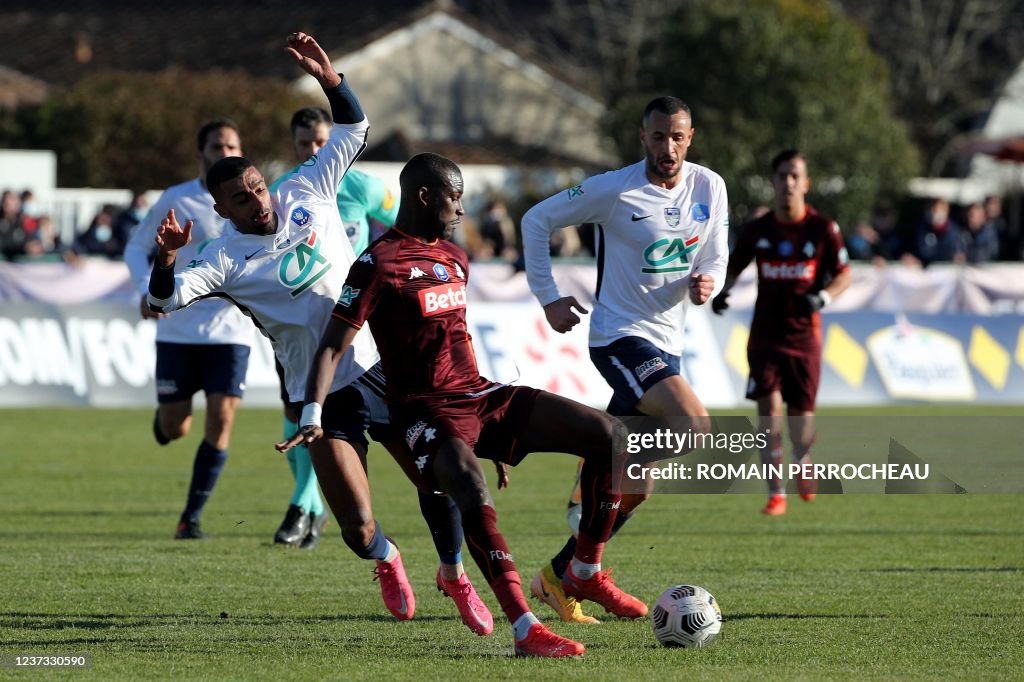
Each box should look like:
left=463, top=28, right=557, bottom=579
left=708, top=312, right=1024, bottom=405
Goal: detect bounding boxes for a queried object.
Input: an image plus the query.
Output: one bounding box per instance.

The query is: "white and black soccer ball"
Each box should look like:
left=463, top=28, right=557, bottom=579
left=651, top=584, right=723, bottom=648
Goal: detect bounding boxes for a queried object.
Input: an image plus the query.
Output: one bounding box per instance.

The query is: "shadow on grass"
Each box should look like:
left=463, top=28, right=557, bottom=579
left=725, top=613, right=889, bottom=621
left=865, top=566, right=1022, bottom=573
left=1, top=611, right=462, bottom=633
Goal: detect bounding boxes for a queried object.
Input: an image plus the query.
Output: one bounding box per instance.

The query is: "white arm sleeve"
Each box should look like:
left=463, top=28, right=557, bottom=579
left=124, top=190, right=170, bottom=295
left=691, top=178, right=730, bottom=300
left=147, top=245, right=231, bottom=313
left=276, top=120, right=369, bottom=204
left=522, top=173, right=618, bottom=306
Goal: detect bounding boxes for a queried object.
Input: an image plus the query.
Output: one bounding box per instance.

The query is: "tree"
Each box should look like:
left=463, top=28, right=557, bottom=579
left=839, top=0, right=1024, bottom=176
left=25, top=69, right=319, bottom=189
left=604, top=0, right=920, bottom=230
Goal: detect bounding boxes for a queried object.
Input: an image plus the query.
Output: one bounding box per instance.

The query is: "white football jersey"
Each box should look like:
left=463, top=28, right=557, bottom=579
left=522, top=160, right=729, bottom=355
left=151, top=121, right=378, bottom=402
left=125, top=178, right=254, bottom=346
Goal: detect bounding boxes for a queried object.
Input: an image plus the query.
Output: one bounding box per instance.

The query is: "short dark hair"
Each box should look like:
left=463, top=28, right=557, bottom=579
left=771, top=149, right=804, bottom=172
left=400, top=152, right=462, bottom=194
left=206, top=156, right=255, bottom=198
left=196, top=119, right=241, bottom=153
left=642, top=96, right=691, bottom=125
left=290, top=107, right=332, bottom=136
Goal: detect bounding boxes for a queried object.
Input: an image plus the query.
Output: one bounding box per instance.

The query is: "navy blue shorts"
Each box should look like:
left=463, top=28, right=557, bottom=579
left=155, top=342, right=250, bottom=403
left=286, top=363, right=391, bottom=449
left=589, top=336, right=681, bottom=416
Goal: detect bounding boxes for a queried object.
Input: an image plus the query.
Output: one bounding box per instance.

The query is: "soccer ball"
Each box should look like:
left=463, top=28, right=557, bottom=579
left=651, top=584, right=722, bottom=648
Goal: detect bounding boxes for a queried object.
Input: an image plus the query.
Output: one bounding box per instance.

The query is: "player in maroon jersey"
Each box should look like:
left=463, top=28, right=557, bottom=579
left=712, top=150, right=851, bottom=516
left=282, top=152, right=646, bottom=658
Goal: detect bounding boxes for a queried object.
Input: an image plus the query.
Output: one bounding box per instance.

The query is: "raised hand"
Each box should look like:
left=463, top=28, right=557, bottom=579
left=285, top=32, right=341, bottom=89
left=154, top=209, right=193, bottom=265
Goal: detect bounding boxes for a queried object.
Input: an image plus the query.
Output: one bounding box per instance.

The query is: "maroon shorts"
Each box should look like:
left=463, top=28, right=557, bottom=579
left=392, top=384, right=542, bottom=487
left=745, top=347, right=821, bottom=412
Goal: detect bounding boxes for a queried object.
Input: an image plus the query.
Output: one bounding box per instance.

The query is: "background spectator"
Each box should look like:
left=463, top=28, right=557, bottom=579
left=984, top=195, right=1014, bottom=260
left=478, top=198, right=519, bottom=262
left=113, top=192, right=150, bottom=247
left=961, top=202, right=999, bottom=264
left=0, top=190, right=27, bottom=259
left=19, top=189, right=41, bottom=233
left=912, top=198, right=964, bottom=266
left=74, top=204, right=124, bottom=258
left=23, top=215, right=64, bottom=259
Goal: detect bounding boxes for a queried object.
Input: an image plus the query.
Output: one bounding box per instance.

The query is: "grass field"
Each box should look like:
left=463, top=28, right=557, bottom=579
left=2, top=407, right=1023, bottom=680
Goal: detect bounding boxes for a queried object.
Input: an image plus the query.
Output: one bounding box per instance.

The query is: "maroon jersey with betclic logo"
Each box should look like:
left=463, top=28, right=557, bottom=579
left=728, top=206, right=849, bottom=354
left=331, top=228, right=489, bottom=403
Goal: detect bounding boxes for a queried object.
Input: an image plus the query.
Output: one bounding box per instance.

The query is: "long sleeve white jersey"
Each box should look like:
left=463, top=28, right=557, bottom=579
left=522, top=160, right=729, bottom=355
left=124, top=178, right=254, bottom=346
left=149, top=120, right=378, bottom=403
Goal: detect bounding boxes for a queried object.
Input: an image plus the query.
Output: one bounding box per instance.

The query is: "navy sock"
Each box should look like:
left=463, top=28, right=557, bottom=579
left=551, top=510, right=633, bottom=578
left=418, top=491, right=463, bottom=565
left=345, top=520, right=392, bottom=561
left=181, top=440, right=228, bottom=524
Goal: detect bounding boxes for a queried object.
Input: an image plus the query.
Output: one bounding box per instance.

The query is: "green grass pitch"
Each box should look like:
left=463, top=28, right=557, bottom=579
left=1, top=407, right=1022, bottom=680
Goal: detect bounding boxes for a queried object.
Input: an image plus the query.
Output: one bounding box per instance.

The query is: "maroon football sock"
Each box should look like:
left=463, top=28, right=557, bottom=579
left=462, top=504, right=530, bottom=622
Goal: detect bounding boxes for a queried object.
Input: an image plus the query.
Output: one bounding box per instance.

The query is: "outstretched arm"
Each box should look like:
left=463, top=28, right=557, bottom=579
left=275, top=319, right=360, bottom=452
left=280, top=31, right=367, bottom=206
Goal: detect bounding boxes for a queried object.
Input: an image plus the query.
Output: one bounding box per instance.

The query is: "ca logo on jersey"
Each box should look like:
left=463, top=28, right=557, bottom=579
left=338, top=284, right=360, bottom=306
left=641, top=235, right=700, bottom=273
left=278, top=231, right=332, bottom=297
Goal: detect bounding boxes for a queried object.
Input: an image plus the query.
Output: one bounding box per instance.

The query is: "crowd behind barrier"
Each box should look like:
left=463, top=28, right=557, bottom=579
left=0, top=260, right=1022, bottom=408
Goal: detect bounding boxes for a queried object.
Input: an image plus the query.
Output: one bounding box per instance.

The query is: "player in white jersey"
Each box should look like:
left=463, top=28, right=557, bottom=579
left=124, top=119, right=253, bottom=540
left=520, top=96, right=728, bottom=622
left=267, top=105, right=400, bottom=550
left=146, top=31, right=492, bottom=634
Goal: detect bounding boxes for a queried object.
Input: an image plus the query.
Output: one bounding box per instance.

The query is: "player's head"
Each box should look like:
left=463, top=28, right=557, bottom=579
left=290, top=107, right=332, bottom=162
left=640, top=96, right=693, bottom=182
left=206, top=156, right=277, bottom=235
left=399, top=152, right=464, bottom=241
left=196, top=119, right=243, bottom=174
left=770, top=149, right=810, bottom=212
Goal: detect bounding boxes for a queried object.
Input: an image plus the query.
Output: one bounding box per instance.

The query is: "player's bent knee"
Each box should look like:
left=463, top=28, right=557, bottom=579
left=691, top=413, right=712, bottom=436
left=579, top=412, right=626, bottom=460
left=439, top=463, right=491, bottom=510
left=158, top=412, right=190, bottom=441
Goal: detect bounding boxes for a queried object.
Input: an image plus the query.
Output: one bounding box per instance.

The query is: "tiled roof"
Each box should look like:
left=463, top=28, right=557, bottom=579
left=0, top=0, right=587, bottom=92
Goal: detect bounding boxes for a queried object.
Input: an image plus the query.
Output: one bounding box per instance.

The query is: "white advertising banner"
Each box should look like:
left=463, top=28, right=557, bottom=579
left=466, top=302, right=738, bottom=409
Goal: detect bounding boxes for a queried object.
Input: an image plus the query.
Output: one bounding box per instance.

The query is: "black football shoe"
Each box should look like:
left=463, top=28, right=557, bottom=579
left=274, top=504, right=310, bottom=546
left=175, top=519, right=207, bottom=539
left=299, top=511, right=329, bottom=550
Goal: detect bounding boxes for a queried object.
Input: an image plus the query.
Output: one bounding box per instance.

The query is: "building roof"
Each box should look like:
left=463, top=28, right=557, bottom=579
left=0, top=66, right=48, bottom=109
left=0, top=0, right=590, bottom=93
